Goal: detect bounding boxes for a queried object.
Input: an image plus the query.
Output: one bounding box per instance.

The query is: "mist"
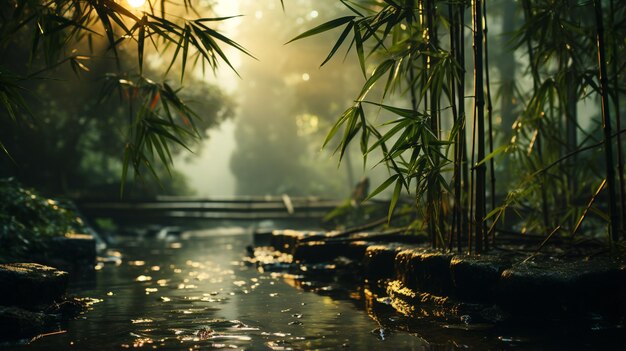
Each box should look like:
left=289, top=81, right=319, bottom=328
left=176, top=0, right=375, bottom=198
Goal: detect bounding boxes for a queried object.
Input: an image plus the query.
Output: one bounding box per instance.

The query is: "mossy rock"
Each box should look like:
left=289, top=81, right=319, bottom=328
left=293, top=240, right=369, bottom=263
left=450, top=255, right=510, bottom=302
left=270, top=230, right=326, bottom=254
left=497, top=258, right=626, bottom=318
left=0, top=263, right=68, bottom=307
left=394, top=249, right=454, bottom=296
left=363, top=244, right=407, bottom=281
left=0, top=306, right=56, bottom=339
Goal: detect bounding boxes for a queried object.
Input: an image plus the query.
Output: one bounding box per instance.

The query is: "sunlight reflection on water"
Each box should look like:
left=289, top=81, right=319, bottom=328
left=6, top=229, right=427, bottom=351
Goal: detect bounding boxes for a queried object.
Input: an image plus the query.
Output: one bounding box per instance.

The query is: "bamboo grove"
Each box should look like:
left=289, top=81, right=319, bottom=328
left=290, top=0, right=626, bottom=253
left=0, top=0, right=251, bottom=195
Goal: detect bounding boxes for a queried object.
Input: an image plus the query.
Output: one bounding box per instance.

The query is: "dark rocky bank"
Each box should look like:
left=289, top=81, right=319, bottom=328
left=0, top=234, right=97, bottom=342
left=252, top=229, right=626, bottom=326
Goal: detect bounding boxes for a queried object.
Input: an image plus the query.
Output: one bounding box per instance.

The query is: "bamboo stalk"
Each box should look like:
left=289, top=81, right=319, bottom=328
left=521, top=0, right=550, bottom=234
left=572, top=179, right=607, bottom=239
left=593, top=0, right=620, bottom=242
left=448, top=1, right=459, bottom=252
left=423, top=0, right=441, bottom=249
left=609, top=0, right=626, bottom=239
left=483, top=0, right=495, bottom=250
left=451, top=1, right=468, bottom=253
left=459, top=2, right=469, bottom=253
left=472, top=0, right=486, bottom=254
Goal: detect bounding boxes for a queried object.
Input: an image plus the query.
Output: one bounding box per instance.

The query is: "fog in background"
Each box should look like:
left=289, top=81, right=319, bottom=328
left=176, top=0, right=380, bottom=198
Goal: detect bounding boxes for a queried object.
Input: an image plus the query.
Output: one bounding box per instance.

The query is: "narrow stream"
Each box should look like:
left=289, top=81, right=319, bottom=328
left=4, top=228, right=625, bottom=350
left=6, top=230, right=428, bottom=350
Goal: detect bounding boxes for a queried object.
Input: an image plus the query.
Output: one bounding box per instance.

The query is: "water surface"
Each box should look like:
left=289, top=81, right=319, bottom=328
left=7, top=231, right=429, bottom=350
left=4, top=229, right=625, bottom=350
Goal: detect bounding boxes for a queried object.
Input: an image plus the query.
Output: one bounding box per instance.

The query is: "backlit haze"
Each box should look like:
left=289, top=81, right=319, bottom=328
left=175, top=1, right=369, bottom=198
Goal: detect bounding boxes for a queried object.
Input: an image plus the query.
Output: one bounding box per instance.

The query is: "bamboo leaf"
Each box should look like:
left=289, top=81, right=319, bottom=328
left=196, top=22, right=255, bottom=58
left=321, top=21, right=354, bottom=67
left=367, top=118, right=414, bottom=153
left=338, top=107, right=361, bottom=160
left=363, top=101, right=424, bottom=119
left=138, top=15, right=146, bottom=75
left=357, top=59, right=395, bottom=101
left=286, top=16, right=356, bottom=44
left=388, top=177, right=403, bottom=222
left=93, top=5, right=119, bottom=64
left=365, top=174, right=399, bottom=201
left=474, top=144, right=508, bottom=168
left=103, top=0, right=140, bottom=22
left=340, top=0, right=364, bottom=16
left=353, top=23, right=366, bottom=77
left=181, top=25, right=191, bottom=81
left=120, top=145, right=131, bottom=197
left=196, top=16, right=244, bottom=22
left=323, top=106, right=356, bottom=148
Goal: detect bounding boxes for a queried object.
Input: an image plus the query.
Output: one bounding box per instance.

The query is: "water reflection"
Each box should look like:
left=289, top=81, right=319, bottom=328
left=6, top=230, right=427, bottom=350
left=7, top=228, right=623, bottom=350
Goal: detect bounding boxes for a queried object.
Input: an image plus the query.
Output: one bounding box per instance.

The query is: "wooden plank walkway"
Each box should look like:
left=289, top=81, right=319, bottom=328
left=76, top=195, right=346, bottom=221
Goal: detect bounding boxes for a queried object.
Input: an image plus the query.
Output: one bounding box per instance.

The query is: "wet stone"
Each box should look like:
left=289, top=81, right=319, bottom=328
left=386, top=280, right=506, bottom=324
left=0, top=263, right=69, bottom=307
left=293, top=240, right=369, bottom=263
left=253, top=229, right=274, bottom=246
left=497, top=258, right=626, bottom=318
left=363, top=243, right=406, bottom=281
left=394, top=249, right=454, bottom=296
left=450, top=255, right=510, bottom=302
left=0, top=306, right=56, bottom=339
left=43, top=233, right=97, bottom=269
left=349, top=232, right=428, bottom=244
left=270, top=230, right=326, bottom=255
left=43, top=297, right=87, bottom=318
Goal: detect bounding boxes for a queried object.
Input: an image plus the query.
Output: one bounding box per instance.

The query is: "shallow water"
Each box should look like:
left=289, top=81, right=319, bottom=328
left=4, top=232, right=429, bottom=350
left=3, top=230, right=625, bottom=350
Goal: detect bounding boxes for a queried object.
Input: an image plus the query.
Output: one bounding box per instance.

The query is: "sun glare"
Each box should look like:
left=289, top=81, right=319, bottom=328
left=127, top=0, right=146, bottom=8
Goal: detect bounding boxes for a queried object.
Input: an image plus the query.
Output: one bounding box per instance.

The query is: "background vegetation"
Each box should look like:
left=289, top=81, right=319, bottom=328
left=290, top=0, right=626, bottom=252
left=1, top=0, right=625, bottom=255
left=0, top=0, right=239, bottom=198
left=0, top=178, right=84, bottom=261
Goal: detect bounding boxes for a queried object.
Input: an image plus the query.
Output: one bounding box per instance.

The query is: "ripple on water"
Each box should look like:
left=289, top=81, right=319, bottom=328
left=122, top=319, right=259, bottom=350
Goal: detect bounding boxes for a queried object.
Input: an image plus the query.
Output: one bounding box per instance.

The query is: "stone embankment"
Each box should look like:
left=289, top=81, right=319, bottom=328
left=0, top=233, right=97, bottom=341
left=253, top=229, right=626, bottom=325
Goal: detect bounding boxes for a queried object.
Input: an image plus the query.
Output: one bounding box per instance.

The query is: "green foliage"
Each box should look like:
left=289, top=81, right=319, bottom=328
left=290, top=0, right=626, bottom=251
left=0, top=0, right=243, bottom=193
left=99, top=75, right=201, bottom=194
left=289, top=0, right=462, bottom=238
left=0, top=178, right=83, bottom=261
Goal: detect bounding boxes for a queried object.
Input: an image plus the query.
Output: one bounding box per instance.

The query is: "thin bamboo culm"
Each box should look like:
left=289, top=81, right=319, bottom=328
left=593, top=0, right=621, bottom=241
left=472, top=0, right=486, bottom=254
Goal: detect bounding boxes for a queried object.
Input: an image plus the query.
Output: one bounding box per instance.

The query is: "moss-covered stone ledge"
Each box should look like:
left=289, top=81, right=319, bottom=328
left=254, top=229, right=626, bottom=324
left=0, top=263, right=90, bottom=342
left=293, top=240, right=369, bottom=263
left=38, top=233, right=97, bottom=272
left=384, top=247, right=625, bottom=322
left=269, top=229, right=328, bottom=255
left=0, top=263, right=69, bottom=307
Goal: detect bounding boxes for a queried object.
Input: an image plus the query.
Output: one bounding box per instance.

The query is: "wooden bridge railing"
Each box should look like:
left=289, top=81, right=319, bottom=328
left=76, top=195, right=346, bottom=221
